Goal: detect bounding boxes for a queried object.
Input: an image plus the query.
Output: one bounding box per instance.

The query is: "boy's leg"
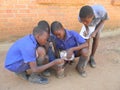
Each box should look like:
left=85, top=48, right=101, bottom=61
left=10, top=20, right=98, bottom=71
left=76, top=47, right=89, bottom=77
left=89, top=32, right=100, bottom=68
left=6, top=47, right=49, bottom=84
left=37, top=56, right=51, bottom=77
left=47, top=46, right=65, bottom=78
left=89, top=23, right=104, bottom=68
left=5, top=60, right=30, bottom=80
left=36, top=47, right=51, bottom=77
left=51, top=59, right=65, bottom=79
left=8, top=60, right=49, bottom=84
left=26, top=47, right=49, bottom=84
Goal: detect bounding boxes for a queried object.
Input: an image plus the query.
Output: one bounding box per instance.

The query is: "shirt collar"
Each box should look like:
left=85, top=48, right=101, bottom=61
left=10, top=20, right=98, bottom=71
left=30, top=34, right=38, bottom=45
left=64, top=29, right=72, bottom=40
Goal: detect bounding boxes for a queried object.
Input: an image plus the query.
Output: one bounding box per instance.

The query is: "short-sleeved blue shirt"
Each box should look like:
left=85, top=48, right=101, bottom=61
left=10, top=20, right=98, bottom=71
left=54, top=29, right=86, bottom=50
left=5, top=34, right=38, bottom=72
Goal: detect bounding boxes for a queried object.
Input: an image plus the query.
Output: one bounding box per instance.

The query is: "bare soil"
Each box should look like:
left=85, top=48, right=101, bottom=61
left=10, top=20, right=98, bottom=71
left=0, top=30, right=120, bottom=90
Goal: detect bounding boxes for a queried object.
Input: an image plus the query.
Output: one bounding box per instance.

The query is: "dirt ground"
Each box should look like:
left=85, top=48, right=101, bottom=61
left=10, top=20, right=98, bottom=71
left=0, top=30, right=120, bottom=90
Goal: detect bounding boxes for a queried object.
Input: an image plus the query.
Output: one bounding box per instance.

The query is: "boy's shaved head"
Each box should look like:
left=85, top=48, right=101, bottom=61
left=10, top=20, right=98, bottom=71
left=51, top=21, right=63, bottom=34
left=79, top=5, right=94, bottom=18
left=33, top=26, right=48, bottom=36
left=38, top=20, right=50, bottom=33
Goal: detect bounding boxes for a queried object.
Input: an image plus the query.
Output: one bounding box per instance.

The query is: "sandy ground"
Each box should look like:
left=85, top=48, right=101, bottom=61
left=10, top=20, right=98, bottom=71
left=0, top=30, right=120, bottom=90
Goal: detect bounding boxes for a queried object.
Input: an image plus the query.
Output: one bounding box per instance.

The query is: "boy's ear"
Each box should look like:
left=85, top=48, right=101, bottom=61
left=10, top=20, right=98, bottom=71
left=36, top=34, right=40, bottom=40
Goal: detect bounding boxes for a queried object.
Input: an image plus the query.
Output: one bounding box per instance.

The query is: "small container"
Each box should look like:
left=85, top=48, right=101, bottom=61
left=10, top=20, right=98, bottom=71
left=60, top=50, right=74, bottom=61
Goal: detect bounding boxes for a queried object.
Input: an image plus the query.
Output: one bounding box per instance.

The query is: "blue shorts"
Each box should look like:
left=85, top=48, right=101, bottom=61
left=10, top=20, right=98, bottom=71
left=5, top=60, right=30, bottom=73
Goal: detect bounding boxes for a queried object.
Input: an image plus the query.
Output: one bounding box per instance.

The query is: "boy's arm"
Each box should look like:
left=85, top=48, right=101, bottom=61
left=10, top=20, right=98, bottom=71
left=91, top=20, right=105, bottom=38
left=69, top=42, right=88, bottom=52
left=52, top=39, right=60, bottom=58
left=44, top=42, right=49, bottom=53
left=68, top=31, right=88, bottom=52
left=50, top=35, right=60, bottom=58
left=66, top=42, right=88, bottom=59
left=29, top=59, right=64, bottom=73
left=84, top=25, right=89, bottom=37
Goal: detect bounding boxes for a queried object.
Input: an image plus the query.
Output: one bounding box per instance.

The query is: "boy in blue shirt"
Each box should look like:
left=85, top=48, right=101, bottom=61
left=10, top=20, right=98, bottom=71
left=51, top=21, right=89, bottom=77
left=37, top=20, right=60, bottom=77
left=79, top=5, right=108, bottom=68
left=4, top=26, right=64, bottom=84
left=37, top=20, right=59, bottom=62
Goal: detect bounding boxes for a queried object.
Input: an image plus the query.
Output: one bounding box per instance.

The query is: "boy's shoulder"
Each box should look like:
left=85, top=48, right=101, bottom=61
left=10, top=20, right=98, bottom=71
left=92, top=4, right=107, bottom=14
left=66, top=29, right=81, bottom=38
left=92, top=4, right=106, bottom=10
left=17, top=34, right=37, bottom=49
left=66, top=29, right=78, bottom=34
left=90, top=4, right=108, bottom=26
left=66, top=29, right=86, bottom=43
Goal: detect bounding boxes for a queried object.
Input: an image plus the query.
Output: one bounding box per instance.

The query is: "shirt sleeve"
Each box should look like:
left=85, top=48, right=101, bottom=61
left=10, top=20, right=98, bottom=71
left=20, top=45, right=36, bottom=63
left=96, top=5, right=109, bottom=20
left=72, top=31, right=86, bottom=45
left=101, top=13, right=109, bottom=20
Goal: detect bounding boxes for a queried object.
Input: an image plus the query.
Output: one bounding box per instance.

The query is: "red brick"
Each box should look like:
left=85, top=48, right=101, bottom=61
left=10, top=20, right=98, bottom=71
left=18, top=9, right=30, bottom=13
left=111, top=0, right=120, bottom=6
left=0, top=0, right=120, bottom=41
left=0, top=19, right=8, bottom=22
left=0, top=10, right=17, bottom=13
left=0, top=13, right=14, bottom=18
left=16, top=14, right=37, bottom=17
left=14, top=4, right=27, bottom=9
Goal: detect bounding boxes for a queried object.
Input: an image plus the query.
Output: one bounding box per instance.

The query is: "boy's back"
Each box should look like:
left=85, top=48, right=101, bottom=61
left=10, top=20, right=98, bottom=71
left=89, top=4, right=108, bottom=26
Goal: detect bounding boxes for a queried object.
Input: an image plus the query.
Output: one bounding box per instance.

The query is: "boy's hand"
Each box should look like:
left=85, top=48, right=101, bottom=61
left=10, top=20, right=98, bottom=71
left=66, top=49, right=74, bottom=59
left=83, top=31, right=88, bottom=37
left=90, top=32, right=96, bottom=38
left=54, top=59, right=64, bottom=65
left=83, top=26, right=89, bottom=37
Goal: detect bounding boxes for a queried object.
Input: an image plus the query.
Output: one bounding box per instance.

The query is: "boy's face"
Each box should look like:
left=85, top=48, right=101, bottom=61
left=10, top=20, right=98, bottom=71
left=37, top=32, right=49, bottom=45
left=53, top=28, right=65, bottom=40
left=81, top=16, right=94, bottom=26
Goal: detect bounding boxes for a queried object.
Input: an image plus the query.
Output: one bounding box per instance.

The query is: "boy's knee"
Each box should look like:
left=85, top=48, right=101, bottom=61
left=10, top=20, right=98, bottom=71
left=36, top=47, right=46, bottom=57
left=81, top=48, right=89, bottom=57
left=36, top=47, right=47, bottom=65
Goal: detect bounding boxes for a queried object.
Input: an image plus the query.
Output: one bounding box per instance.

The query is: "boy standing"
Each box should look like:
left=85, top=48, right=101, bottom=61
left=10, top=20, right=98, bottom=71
left=79, top=5, right=108, bottom=68
left=51, top=21, right=88, bottom=77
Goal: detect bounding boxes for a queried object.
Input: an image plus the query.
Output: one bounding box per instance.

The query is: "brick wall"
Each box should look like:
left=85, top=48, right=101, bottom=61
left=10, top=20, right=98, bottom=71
left=0, top=0, right=120, bottom=41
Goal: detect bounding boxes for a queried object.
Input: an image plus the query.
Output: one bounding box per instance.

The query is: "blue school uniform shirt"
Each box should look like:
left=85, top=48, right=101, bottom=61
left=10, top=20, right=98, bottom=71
left=54, top=29, right=86, bottom=50
left=79, top=4, right=109, bottom=26
left=5, top=34, right=38, bottom=70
